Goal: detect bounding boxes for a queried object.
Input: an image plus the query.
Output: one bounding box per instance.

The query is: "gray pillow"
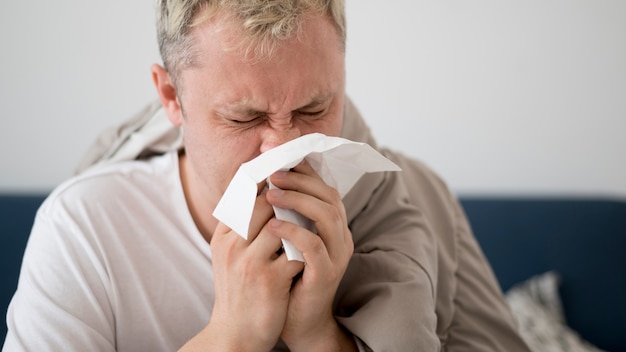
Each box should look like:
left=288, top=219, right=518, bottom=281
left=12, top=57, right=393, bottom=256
left=505, top=271, right=605, bottom=352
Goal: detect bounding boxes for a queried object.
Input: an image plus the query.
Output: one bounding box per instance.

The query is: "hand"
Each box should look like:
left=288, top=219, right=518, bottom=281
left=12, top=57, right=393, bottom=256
left=266, top=161, right=356, bottom=351
left=192, top=190, right=304, bottom=352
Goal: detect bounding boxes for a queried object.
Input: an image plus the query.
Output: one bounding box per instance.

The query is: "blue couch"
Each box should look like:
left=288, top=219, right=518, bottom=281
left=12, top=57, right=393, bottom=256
left=2, top=194, right=625, bottom=350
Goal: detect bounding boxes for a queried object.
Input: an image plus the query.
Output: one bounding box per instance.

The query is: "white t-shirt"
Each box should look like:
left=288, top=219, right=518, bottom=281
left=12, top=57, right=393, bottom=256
left=4, top=152, right=217, bottom=351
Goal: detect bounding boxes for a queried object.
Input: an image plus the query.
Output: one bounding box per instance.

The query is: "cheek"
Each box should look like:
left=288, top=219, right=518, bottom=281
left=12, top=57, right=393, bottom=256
left=327, top=114, right=344, bottom=136
left=319, top=96, right=345, bottom=137
left=315, top=107, right=344, bottom=137
left=182, top=123, right=262, bottom=188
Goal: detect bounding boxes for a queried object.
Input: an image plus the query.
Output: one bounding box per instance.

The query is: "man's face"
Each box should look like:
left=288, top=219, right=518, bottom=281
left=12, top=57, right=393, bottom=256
left=172, top=12, right=345, bottom=206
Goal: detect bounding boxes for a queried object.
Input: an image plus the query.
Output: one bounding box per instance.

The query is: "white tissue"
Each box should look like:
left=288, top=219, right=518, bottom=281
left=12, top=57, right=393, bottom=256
left=212, top=133, right=400, bottom=261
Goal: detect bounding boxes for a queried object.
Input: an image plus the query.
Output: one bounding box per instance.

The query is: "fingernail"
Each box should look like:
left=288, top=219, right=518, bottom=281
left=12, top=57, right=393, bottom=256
left=277, top=170, right=291, bottom=178
left=269, top=189, right=284, bottom=197
left=270, top=218, right=282, bottom=228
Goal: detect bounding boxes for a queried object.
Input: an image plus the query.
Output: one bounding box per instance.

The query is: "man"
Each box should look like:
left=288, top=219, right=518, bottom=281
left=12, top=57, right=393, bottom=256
left=4, top=1, right=530, bottom=351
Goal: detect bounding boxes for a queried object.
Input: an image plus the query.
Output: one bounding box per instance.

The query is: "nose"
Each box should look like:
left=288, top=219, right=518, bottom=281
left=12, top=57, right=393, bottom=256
left=260, top=124, right=302, bottom=153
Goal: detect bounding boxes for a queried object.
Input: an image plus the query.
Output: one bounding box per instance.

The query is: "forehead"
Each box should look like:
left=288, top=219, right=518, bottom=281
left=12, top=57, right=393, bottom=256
left=190, top=8, right=343, bottom=63
left=178, top=10, right=345, bottom=108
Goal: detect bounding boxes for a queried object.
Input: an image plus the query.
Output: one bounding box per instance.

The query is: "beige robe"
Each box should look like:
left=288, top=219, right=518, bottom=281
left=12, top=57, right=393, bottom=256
left=76, top=97, right=530, bottom=351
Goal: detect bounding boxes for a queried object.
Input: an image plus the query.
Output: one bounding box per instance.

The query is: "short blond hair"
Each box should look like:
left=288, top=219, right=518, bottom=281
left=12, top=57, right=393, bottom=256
left=156, top=0, right=346, bottom=88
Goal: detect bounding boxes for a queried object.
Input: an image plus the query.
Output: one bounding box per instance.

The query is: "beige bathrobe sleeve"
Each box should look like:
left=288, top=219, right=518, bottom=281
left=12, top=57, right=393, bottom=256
left=76, top=97, right=530, bottom=351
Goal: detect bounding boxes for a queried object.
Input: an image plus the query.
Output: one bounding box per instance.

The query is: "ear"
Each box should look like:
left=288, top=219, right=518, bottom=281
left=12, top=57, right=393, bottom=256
left=152, top=64, right=183, bottom=126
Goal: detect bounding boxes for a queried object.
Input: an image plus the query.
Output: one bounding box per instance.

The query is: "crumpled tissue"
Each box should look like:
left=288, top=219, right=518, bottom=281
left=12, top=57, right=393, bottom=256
left=213, top=133, right=401, bottom=261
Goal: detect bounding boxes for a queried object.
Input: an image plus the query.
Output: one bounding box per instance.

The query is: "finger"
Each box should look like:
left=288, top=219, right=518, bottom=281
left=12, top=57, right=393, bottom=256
left=270, top=235, right=306, bottom=275
left=291, top=159, right=319, bottom=177
left=257, top=179, right=268, bottom=195
left=268, top=218, right=331, bottom=270
left=249, top=220, right=286, bottom=261
left=268, top=160, right=351, bottom=261
left=266, top=189, right=349, bottom=260
left=269, top=168, right=339, bottom=206
left=245, top=192, right=275, bottom=242
left=269, top=160, right=320, bottom=191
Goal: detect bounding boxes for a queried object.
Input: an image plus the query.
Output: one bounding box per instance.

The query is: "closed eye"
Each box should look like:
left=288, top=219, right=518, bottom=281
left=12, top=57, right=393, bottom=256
left=230, top=118, right=255, bottom=124
left=227, top=115, right=265, bottom=126
left=297, top=110, right=325, bottom=117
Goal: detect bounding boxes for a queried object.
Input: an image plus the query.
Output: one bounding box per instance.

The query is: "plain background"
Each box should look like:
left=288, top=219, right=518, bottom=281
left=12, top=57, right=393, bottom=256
left=1, top=1, right=624, bottom=198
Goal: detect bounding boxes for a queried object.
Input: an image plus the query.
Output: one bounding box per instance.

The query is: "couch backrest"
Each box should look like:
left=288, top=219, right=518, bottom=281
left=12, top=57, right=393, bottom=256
left=461, top=198, right=626, bottom=352
left=0, top=194, right=47, bottom=345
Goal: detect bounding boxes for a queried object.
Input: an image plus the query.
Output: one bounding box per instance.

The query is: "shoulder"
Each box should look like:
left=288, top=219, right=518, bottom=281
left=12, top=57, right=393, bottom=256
left=377, top=149, right=459, bottom=218
left=377, top=148, right=465, bottom=251
left=381, top=149, right=451, bottom=198
left=27, top=152, right=187, bottom=267
left=40, top=152, right=179, bottom=216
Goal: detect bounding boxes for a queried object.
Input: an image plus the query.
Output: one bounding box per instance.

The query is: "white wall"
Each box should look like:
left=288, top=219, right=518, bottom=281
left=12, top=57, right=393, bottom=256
left=1, top=1, right=625, bottom=197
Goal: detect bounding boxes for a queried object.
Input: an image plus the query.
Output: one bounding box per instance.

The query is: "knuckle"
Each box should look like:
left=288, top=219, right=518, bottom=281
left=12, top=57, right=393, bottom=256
left=307, top=234, right=325, bottom=253
left=345, top=233, right=355, bottom=255
left=327, top=187, right=341, bottom=203
left=323, top=203, right=344, bottom=225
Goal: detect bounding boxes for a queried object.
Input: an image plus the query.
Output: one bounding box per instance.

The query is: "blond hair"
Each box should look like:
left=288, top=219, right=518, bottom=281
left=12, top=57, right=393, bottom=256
left=156, top=0, right=346, bottom=88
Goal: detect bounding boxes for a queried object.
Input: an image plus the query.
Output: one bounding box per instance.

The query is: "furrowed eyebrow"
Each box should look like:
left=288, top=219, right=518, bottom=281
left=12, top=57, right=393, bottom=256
left=218, top=94, right=333, bottom=115
left=297, top=94, right=332, bottom=110
left=218, top=102, right=263, bottom=117
left=233, top=108, right=263, bottom=117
